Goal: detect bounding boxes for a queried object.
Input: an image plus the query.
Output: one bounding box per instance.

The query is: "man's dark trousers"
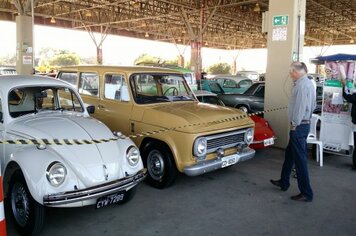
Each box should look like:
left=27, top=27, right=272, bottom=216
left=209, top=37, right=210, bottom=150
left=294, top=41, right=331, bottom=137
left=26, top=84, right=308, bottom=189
left=280, top=124, right=313, bottom=200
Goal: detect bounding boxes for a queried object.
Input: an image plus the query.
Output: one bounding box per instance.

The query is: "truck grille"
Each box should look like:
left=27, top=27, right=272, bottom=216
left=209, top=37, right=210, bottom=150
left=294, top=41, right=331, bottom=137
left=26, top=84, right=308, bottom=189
left=206, top=130, right=246, bottom=153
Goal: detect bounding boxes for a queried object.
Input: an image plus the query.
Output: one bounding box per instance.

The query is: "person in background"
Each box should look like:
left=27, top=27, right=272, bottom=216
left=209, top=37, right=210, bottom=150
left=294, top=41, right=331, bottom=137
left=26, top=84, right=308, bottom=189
left=341, top=78, right=356, bottom=170
left=270, top=61, right=316, bottom=202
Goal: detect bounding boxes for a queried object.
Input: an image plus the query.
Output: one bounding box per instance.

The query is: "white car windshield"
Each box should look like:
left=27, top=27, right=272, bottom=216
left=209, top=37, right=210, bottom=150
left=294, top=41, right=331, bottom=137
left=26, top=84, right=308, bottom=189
left=8, top=86, right=84, bottom=118
left=130, top=74, right=195, bottom=104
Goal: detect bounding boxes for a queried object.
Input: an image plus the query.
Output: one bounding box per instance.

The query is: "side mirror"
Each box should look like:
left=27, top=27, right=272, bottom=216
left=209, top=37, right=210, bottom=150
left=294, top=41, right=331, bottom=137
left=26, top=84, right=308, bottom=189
left=236, top=84, right=241, bottom=88
left=86, top=105, right=95, bottom=114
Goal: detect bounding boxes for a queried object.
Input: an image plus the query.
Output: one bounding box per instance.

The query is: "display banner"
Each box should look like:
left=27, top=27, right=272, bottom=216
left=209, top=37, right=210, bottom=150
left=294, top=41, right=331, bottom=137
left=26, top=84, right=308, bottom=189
left=320, top=61, right=356, bottom=152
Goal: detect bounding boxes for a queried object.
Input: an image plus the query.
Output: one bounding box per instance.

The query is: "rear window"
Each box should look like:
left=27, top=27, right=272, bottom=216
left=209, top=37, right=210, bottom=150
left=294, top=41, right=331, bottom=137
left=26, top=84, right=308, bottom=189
left=57, top=72, right=78, bottom=87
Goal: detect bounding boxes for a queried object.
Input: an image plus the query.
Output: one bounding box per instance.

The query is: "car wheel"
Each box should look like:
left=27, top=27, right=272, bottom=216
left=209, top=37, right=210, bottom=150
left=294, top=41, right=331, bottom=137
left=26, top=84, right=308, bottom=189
left=9, top=171, right=45, bottom=236
left=143, top=142, right=177, bottom=189
left=116, top=186, right=137, bottom=205
left=237, top=105, right=249, bottom=113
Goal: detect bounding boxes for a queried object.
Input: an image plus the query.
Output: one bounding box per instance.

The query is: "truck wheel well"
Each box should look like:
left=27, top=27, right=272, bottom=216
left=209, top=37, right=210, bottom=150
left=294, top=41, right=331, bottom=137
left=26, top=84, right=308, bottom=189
left=140, top=138, right=174, bottom=160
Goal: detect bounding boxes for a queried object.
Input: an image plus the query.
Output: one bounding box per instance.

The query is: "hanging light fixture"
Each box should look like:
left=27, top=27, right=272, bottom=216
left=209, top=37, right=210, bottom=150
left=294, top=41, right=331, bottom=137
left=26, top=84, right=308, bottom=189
left=85, top=11, right=92, bottom=17
left=145, top=32, right=149, bottom=38
left=350, top=39, right=355, bottom=44
left=50, top=16, right=56, bottom=24
left=253, top=3, right=261, bottom=12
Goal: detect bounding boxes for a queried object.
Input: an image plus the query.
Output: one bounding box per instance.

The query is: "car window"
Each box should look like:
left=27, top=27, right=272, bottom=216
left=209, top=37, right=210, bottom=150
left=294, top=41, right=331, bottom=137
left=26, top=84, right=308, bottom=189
left=57, top=87, right=84, bottom=112
left=57, top=72, right=78, bottom=88
left=254, top=86, right=265, bottom=97
left=130, top=73, right=194, bottom=104
left=239, top=80, right=252, bottom=88
left=8, top=86, right=84, bottom=118
left=244, top=83, right=260, bottom=95
left=104, top=74, right=130, bottom=101
left=208, top=82, right=224, bottom=94
left=223, top=79, right=237, bottom=88
left=204, top=96, right=223, bottom=105
left=79, top=72, right=99, bottom=96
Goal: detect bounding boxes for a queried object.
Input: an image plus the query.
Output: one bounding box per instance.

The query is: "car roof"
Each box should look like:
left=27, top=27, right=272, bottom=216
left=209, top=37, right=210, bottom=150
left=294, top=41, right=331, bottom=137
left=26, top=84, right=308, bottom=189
left=210, top=74, right=250, bottom=81
left=194, top=90, right=217, bottom=96
left=59, top=65, right=183, bottom=74
left=0, top=75, right=71, bottom=94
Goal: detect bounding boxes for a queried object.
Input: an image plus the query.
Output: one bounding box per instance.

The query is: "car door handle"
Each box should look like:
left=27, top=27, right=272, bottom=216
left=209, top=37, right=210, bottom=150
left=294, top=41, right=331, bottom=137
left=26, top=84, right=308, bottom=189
left=98, top=104, right=105, bottom=109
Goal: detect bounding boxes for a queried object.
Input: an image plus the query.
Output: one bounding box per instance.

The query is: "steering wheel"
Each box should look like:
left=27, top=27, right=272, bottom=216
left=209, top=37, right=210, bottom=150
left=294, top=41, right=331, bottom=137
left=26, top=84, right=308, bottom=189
left=164, top=87, right=179, bottom=96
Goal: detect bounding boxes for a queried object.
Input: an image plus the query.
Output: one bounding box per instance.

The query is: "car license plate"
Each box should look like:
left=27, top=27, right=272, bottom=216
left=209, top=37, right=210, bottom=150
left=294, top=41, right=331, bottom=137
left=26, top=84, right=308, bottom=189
left=221, top=155, right=237, bottom=168
left=96, top=192, right=124, bottom=209
left=264, top=138, right=274, bottom=146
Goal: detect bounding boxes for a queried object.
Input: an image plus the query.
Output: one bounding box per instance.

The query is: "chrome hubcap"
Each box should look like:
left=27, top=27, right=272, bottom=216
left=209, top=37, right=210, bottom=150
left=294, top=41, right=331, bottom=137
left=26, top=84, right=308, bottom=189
left=147, top=150, right=165, bottom=181
left=239, top=106, right=248, bottom=113
left=11, top=182, right=30, bottom=227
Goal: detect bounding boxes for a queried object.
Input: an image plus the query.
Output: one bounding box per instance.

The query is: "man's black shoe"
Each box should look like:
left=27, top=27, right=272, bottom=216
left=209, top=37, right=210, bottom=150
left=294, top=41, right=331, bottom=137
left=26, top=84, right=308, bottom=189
left=290, top=193, right=312, bottom=202
left=270, top=179, right=288, bottom=191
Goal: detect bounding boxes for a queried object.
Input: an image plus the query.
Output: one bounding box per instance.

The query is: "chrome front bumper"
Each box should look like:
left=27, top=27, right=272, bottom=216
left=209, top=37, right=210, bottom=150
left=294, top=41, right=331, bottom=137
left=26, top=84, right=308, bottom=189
left=184, top=148, right=255, bottom=176
left=43, top=169, right=147, bottom=206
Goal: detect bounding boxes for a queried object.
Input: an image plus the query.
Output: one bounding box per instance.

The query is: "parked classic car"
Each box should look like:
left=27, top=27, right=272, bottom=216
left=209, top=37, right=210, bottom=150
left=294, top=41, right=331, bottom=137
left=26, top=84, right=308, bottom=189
left=0, top=75, right=146, bottom=235
left=195, top=90, right=276, bottom=149
left=236, top=71, right=259, bottom=82
left=57, top=66, right=256, bottom=189
left=218, top=82, right=265, bottom=113
left=218, top=81, right=323, bottom=114
left=204, top=75, right=252, bottom=94
left=0, top=66, right=16, bottom=75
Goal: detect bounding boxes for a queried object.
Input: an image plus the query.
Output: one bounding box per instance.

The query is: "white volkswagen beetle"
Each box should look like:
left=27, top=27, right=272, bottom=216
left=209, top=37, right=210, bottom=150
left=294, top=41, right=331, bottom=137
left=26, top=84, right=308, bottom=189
left=0, top=75, right=146, bottom=235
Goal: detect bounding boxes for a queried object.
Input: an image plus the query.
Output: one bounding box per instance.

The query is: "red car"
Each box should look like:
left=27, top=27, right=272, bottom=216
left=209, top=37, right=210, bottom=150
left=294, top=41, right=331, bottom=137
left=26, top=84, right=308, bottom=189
left=249, top=115, right=276, bottom=149
left=195, top=90, right=276, bottom=149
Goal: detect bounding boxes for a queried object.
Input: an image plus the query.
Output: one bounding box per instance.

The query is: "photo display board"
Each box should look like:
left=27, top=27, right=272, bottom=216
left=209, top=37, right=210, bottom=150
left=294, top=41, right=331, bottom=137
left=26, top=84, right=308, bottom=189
left=320, top=60, right=356, bottom=152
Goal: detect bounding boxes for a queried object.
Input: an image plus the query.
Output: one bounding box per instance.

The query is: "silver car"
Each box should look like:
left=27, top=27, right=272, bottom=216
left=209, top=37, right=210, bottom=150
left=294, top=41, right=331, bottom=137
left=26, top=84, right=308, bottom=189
left=0, top=75, right=146, bottom=235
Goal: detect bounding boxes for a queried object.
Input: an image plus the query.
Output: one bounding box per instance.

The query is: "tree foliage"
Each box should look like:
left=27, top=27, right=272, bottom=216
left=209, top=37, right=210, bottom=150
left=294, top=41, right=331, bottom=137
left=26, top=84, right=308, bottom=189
left=207, top=62, right=231, bottom=74
left=0, top=54, right=16, bottom=66
left=134, top=53, right=161, bottom=65
left=48, top=52, right=80, bottom=66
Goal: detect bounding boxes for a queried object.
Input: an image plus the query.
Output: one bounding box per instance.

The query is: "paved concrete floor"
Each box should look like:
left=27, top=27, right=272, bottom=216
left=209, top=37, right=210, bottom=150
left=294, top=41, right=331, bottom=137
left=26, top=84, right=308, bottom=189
left=6, top=148, right=356, bottom=236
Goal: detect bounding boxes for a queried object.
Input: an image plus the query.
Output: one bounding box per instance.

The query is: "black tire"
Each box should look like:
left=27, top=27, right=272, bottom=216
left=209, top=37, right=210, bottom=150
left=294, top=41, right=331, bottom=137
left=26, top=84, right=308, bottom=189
left=116, top=186, right=137, bottom=205
left=9, top=171, right=45, bottom=236
left=142, top=141, right=178, bottom=189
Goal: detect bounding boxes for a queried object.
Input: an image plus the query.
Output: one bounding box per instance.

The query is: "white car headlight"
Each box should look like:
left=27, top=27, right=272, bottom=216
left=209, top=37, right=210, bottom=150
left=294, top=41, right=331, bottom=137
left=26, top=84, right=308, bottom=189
left=46, top=162, right=67, bottom=187
left=245, top=128, right=254, bottom=144
left=126, top=146, right=140, bottom=166
left=194, top=137, right=207, bottom=157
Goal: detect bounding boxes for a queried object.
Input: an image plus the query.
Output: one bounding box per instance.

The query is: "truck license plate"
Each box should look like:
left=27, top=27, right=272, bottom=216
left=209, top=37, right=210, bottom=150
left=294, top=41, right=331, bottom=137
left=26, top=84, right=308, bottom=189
left=221, top=155, right=237, bottom=168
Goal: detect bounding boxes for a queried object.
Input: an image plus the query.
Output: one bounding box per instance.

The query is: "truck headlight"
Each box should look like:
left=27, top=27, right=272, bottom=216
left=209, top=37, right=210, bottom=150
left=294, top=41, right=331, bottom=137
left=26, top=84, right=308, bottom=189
left=245, top=128, right=254, bottom=144
left=194, top=137, right=207, bottom=157
left=126, top=146, right=140, bottom=166
left=46, top=162, right=67, bottom=187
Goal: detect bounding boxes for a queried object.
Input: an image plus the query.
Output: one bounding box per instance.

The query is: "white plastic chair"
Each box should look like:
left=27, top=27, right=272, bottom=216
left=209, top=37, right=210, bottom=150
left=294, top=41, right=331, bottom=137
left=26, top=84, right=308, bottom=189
left=307, top=114, right=323, bottom=166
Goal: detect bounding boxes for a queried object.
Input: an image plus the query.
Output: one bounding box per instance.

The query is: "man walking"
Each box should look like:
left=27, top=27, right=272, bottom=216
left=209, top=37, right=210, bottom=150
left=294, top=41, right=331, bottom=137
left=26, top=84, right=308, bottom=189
left=270, top=62, right=316, bottom=202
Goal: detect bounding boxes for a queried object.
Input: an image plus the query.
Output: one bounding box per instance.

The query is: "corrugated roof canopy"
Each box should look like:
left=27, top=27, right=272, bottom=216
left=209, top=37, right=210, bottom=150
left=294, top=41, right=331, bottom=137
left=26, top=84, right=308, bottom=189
left=0, top=0, right=355, bottom=49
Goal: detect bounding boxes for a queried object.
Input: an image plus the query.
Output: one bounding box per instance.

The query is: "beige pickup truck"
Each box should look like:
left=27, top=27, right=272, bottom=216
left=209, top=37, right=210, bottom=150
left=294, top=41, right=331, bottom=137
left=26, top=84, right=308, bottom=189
left=57, top=66, right=255, bottom=188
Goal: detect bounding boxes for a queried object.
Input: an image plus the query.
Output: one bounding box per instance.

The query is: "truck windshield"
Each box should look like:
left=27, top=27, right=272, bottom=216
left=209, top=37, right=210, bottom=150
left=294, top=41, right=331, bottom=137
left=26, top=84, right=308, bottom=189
left=8, top=86, right=84, bottom=118
left=130, top=74, right=195, bottom=104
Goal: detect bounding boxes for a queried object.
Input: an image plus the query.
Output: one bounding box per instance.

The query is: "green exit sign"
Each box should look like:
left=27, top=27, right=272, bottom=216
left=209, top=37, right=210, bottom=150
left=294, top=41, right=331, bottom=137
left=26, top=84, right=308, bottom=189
left=273, top=15, right=289, bottom=26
